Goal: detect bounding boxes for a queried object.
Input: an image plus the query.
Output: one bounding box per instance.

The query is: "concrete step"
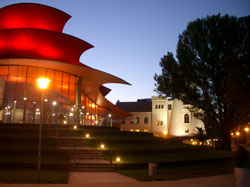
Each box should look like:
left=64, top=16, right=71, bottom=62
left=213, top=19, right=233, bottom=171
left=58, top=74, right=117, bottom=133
left=70, top=168, right=116, bottom=172
left=72, top=163, right=111, bottom=167
left=70, top=155, right=102, bottom=159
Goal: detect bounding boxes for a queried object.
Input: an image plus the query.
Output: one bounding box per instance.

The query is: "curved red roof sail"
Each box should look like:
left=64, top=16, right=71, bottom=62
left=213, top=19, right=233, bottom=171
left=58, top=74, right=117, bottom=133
left=0, top=28, right=93, bottom=65
left=0, top=3, right=71, bottom=32
left=0, top=3, right=132, bottom=120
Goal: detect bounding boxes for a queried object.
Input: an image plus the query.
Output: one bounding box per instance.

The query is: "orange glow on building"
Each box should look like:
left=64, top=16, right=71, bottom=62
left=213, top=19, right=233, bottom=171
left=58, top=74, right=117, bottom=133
left=0, top=3, right=131, bottom=125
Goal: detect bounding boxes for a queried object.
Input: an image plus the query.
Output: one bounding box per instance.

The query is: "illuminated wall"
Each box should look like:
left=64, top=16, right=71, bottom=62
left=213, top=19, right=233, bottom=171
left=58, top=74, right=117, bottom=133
left=0, top=3, right=131, bottom=124
left=120, top=97, right=204, bottom=137
left=0, top=65, right=112, bottom=125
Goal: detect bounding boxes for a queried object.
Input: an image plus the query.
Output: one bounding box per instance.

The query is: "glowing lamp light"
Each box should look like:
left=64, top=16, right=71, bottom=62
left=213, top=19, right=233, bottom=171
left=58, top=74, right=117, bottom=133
left=85, top=134, right=90, bottom=138
left=23, top=97, right=27, bottom=100
left=116, top=157, right=121, bottom=162
left=231, top=132, right=234, bottom=136
left=108, top=114, right=112, bottom=118
left=244, top=127, right=249, bottom=132
left=36, top=78, right=50, bottom=89
left=73, top=125, right=77, bottom=130
left=100, top=144, right=105, bottom=149
left=163, top=131, right=167, bottom=135
left=236, top=132, right=240, bottom=136
left=63, top=120, right=67, bottom=124
left=52, top=101, right=57, bottom=106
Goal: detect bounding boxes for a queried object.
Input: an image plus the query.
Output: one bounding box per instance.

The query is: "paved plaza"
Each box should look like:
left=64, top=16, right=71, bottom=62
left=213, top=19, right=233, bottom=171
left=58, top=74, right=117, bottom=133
left=1, top=173, right=250, bottom=187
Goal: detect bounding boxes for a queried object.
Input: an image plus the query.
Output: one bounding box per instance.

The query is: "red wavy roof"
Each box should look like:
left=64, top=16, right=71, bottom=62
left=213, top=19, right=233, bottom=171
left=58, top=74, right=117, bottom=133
left=0, top=28, right=93, bottom=65
left=0, top=3, right=70, bottom=32
left=0, top=3, right=93, bottom=65
left=0, top=3, right=132, bottom=120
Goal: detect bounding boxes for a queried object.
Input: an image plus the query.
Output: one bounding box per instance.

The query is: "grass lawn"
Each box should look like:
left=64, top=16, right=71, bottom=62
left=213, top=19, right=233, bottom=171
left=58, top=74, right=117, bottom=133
left=0, top=169, right=68, bottom=184
left=118, top=161, right=234, bottom=181
left=106, top=150, right=234, bottom=163
left=0, top=151, right=68, bottom=163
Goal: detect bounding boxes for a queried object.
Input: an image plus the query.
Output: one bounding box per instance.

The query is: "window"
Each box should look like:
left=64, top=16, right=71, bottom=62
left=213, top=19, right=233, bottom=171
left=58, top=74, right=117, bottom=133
left=130, top=118, right=134, bottom=124
left=155, top=105, right=158, bottom=109
left=160, top=121, right=163, bottom=125
left=161, top=104, right=164, bottom=109
left=185, top=128, right=189, bottom=133
left=156, top=121, right=159, bottom=126
left=121, top=119, right=125, bottom=124
left=168, top=104, right=172, bottom=110
left=144, top=117, right=148, bottom=124
left=135, top=117, right=139, bottom=124
left=184, top=114, right=190, bottom=123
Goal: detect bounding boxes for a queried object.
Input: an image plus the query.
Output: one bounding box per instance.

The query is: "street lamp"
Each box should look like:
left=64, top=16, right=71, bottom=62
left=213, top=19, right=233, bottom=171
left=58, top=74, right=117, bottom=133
left=108, top=114, right=112, bottom=127
left=244, top=127, right=249, bottom=146
left=36, top=77, right=50, bottom=183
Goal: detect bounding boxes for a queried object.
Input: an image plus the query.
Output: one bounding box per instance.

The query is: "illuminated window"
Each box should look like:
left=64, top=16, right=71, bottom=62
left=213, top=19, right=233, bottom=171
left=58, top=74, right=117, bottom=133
left=184, top=114, right=190, bottom=123
left=135, top=117, right=139, bottom=124
left=130, top=118, right=134, bottom=124
left=144, top=117, right=148, bottom=124
left=168, top=104, right=171, bottom=110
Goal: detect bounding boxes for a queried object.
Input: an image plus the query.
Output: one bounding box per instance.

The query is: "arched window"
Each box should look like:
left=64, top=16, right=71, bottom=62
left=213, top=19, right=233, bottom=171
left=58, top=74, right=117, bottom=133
left=135, top=117, right=139, bottom=124
left=130, top=117, right=134, bottom=124
left=155, top=105, right=158, bottom=109
left=184, top=114, right=190, bottom=123
left=144, top=117, right=148, bottom=124
left=161, top=104, right=164, bottom=109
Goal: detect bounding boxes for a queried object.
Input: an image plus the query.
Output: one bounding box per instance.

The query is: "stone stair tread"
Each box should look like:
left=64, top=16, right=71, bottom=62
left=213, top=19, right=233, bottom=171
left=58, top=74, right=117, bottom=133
left=70, top=159, right=109, bottom=164
left=70, top=168, right=115, bottom=172
left=49, top=136, right=85, bottom=139
left=59, top=146, right=95, bottom=150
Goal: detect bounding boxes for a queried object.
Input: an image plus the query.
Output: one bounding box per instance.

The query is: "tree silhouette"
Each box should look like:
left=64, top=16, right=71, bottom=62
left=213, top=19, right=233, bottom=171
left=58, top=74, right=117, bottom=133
left=154, top=14, right=250, bottom=150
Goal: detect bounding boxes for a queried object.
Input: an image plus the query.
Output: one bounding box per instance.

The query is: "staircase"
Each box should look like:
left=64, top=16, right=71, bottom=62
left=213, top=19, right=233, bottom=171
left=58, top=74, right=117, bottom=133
left=50, top=136, right=115, bottom=172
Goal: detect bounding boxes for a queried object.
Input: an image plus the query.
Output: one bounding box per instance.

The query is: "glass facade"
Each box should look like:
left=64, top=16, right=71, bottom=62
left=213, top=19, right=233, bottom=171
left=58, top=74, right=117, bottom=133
left=0, top=65, right=112, bottom=126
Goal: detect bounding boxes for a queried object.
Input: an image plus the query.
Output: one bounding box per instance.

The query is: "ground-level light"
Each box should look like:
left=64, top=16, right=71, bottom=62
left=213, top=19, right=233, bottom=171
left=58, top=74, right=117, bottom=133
left=236, top=131, right=240, bottom=136
left=85, top=133, right=90, bottom=138
left=116, top=157, right=121, bottom=162
left=100, top=144, right=105, bottom=149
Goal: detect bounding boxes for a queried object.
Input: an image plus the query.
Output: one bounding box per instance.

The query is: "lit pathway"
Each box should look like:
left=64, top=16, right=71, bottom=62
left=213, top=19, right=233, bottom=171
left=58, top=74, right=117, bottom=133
left=69, top=171, right=138, bottom=184
left=2, top=174, right=250, bottom=186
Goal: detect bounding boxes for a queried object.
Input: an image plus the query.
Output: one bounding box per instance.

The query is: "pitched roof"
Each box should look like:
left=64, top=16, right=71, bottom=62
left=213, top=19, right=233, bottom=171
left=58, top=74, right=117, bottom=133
left=116, top=99, right=152, bottom=112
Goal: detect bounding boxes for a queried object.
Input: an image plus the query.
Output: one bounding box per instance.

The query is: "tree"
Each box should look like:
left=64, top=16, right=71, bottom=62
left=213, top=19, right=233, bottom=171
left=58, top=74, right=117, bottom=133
left=193, top=127, right=207, bottom=146
left=154, top=14, right=250, bottom=150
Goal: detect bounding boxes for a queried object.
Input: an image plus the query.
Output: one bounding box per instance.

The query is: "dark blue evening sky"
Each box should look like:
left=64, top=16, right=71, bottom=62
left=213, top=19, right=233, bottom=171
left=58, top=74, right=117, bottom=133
left=1, top=0, right=249, bottom=103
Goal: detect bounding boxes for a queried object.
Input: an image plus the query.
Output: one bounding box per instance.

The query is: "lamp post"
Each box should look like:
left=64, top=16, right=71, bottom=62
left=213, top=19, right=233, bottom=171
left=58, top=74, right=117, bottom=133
left=244, top=127, right=249, bottom=147
left=36, top=78, right=50, bottom=183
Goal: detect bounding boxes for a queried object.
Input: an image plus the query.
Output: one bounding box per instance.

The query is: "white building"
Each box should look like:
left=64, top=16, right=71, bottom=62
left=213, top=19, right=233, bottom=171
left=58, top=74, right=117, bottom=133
left=116, top=96, right=204, bottom=137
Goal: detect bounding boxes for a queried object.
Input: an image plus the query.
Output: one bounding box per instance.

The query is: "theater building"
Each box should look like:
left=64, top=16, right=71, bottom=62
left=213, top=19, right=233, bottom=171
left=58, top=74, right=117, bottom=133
left=117, top=96, right=204, bottom=137
left=0, top=3, right=131, bottom=125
